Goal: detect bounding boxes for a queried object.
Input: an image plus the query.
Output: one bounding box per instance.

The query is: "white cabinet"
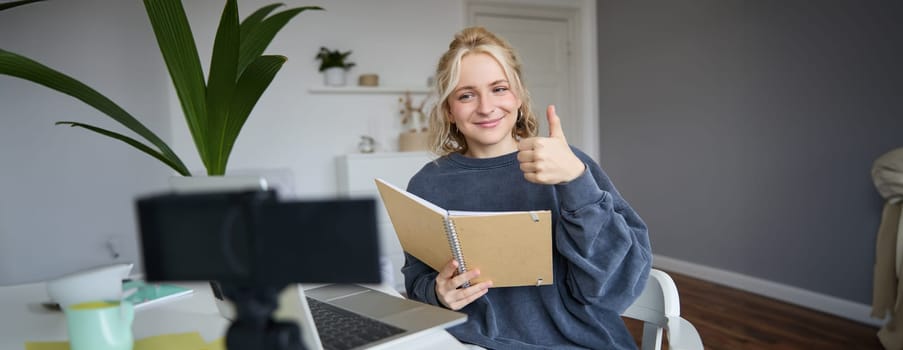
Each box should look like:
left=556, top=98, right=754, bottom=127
left=336, top=152, right=434, bottom=292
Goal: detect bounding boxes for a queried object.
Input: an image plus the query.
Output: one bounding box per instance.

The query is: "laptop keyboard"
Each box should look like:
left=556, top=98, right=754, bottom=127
left=306, top=297, right=406, bottom=350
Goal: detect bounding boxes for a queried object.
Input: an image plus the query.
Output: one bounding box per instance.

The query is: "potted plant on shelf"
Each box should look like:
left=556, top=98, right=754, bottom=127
left=316, top=46, right=355, bottom=86
left=0, top=0, right=321, bottom=177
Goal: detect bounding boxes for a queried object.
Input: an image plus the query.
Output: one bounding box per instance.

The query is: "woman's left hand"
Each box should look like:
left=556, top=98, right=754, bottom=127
left=517, top=105, right=585, bottom=184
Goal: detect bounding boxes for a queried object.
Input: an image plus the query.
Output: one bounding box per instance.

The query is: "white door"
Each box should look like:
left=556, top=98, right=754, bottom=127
left=471, top=11, right=579, bottom=146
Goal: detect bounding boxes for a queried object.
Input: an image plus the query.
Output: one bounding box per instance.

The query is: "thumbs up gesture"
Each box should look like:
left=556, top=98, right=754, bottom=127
left=517, top=105, right=586, bottom=184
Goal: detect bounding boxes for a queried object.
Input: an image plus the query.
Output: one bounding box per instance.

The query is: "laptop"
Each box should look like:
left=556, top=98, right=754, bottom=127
left=275, top=284, right=466, bottom=350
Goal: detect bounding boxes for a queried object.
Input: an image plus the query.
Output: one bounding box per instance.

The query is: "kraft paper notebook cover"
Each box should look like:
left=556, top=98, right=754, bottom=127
left=375, top=178, right=553, bottom=287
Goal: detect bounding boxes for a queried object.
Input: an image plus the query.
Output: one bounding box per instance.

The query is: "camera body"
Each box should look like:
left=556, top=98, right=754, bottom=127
left=136, top=189, right=382, bottom=350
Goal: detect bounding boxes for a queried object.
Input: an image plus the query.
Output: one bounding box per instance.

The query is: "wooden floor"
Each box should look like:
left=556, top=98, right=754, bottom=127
left=624, top=270, right=884, bottom=350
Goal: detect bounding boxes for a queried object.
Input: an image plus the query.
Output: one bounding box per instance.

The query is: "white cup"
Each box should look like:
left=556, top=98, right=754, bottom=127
left=47, top=263, right=134, bottom=308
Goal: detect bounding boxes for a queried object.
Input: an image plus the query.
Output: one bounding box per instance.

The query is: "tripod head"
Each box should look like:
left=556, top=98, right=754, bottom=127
left=222, top=284, right=303, bottom=350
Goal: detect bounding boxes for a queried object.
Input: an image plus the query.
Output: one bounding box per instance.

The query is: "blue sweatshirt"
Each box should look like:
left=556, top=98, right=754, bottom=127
left=402, top=148, right=652, bottom=350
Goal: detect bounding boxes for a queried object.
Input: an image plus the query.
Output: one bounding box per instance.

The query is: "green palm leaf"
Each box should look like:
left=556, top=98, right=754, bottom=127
left=212, top=54, right=286, bottom=175
left=205, top=0, right=241, bottom=175
left=237, top=5, right=322, bottom=76
left=0, top=0, right=45, bottom=11
left=143, top=0, right=210, bottom=170
left=238, top=3, right=285, bottom=44
left=56, top=122, right=190, bottom=176
left=0, top=49, right=190, bottom=176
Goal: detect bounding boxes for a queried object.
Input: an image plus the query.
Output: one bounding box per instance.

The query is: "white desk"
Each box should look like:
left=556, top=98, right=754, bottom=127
left=0, top=281, right=465, bottom=350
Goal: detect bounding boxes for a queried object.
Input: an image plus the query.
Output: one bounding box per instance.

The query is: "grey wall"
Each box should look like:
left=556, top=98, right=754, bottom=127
left=597, top=0, right=903, bottom=304
left=0, top=0, right=171, bottom=284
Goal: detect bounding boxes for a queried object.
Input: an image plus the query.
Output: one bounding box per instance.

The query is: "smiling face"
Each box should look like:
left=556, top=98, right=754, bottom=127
left=447, top=53, right=522, bottom=158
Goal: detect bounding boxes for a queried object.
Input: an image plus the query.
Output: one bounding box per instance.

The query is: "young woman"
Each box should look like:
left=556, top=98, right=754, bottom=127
left=402, top=27, right=652, bottom=349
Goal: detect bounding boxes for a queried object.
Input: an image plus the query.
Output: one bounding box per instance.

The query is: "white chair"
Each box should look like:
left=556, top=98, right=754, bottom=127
left=622, top=269, right=704, bottom=350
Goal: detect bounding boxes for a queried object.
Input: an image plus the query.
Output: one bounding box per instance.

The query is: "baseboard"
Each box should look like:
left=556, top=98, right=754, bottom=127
left=653, top=255, right=885, bottom=328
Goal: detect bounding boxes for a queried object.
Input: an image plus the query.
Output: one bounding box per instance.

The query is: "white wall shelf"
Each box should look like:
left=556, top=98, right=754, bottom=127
left=308, top=86, right=431, bottom=94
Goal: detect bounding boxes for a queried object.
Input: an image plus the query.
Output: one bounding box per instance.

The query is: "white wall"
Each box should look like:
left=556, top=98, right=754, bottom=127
left=0, top=0, right=171, bottom=284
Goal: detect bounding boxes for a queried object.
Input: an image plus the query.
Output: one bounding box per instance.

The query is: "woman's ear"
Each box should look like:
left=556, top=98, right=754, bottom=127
left=443, top=101, right=455, bottom=124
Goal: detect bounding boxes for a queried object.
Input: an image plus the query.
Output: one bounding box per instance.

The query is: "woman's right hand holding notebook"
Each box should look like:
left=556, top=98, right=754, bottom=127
left=435, top=259, right=493, bottom=310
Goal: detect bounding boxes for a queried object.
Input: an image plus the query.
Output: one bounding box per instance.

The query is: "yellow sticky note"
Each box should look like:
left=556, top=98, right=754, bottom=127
left=134, top=332, right=206, bottom=350
left=24, top=342, right=69, bottom=350
left=201, top=337, right=225, bottom=350
left=26, top=333, right=212, bottom=350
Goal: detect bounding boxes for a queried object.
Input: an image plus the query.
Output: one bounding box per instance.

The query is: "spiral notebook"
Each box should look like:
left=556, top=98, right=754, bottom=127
left=122, top=280, right=194, bottom=311
left=375, top=178, right=553, bottom=287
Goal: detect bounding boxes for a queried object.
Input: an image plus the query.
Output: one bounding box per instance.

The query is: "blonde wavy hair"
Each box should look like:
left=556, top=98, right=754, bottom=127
left=427, top=26, right=538, bottom=156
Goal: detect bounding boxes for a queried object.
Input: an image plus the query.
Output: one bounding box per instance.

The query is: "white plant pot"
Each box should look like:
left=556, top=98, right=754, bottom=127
left=323, top=67, right=346, bottom=86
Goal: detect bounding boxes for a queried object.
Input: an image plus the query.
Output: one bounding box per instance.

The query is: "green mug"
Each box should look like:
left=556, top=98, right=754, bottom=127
left=64, top=300, right=134, bottom=350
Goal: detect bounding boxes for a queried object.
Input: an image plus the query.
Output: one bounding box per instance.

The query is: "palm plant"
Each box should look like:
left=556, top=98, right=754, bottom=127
left=0, top=0, right=322, bottom=176
left=0, top=0, right=44, bottom=11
